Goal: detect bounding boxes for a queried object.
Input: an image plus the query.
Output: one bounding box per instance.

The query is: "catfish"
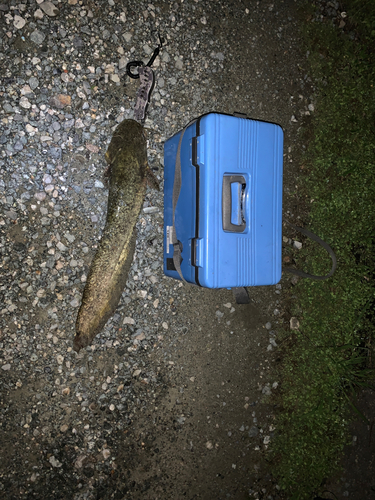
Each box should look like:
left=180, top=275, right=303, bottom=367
left=74, top=119, right=158, bottom=351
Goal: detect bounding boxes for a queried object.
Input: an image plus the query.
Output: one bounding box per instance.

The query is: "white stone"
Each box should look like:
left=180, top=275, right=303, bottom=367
left=26, top=124, right=37, bottom=133
left=123, top=317, right=135, bottom=325
left=74, top=118, right=84, bottom=128
left=104, top=64, right=115, bottom=74
left=290, top=317, right=300, bottom=330
left=21, top=85, right=33, bottom=95
left=34, top=9, right=44, bottom=19
left=19, top=97, right=31, bottom=109
left=14, top=15, right=26, bottom=29
left=49, top=456, right=62, bottom=467
left=119, top=57, right=126, bottom=70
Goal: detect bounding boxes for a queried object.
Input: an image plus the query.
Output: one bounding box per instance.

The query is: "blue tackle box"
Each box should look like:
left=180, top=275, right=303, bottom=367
left=163, top=112, right=284, bottom=288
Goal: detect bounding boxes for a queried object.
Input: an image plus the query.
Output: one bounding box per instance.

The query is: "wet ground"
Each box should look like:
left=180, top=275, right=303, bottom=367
left=0, top=0, right=331, bottom=499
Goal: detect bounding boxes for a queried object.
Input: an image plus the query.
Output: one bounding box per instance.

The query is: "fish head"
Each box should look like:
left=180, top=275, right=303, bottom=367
left=105, top=119, right=147, bottom=166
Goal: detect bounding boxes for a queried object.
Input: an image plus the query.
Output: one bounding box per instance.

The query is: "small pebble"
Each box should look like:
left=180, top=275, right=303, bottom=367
left=40, top=1, right=59, bottom=16
left=13, top=15, right=26, bottom=29
left=290, top=317, right=300, bottom=330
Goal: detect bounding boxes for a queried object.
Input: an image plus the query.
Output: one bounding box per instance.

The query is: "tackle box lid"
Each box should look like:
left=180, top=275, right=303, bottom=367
left=164, top=112, right=284, bottom=288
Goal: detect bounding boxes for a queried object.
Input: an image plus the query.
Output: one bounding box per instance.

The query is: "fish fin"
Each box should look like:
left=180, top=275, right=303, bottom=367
left=145, top=166, right=160, bottom=191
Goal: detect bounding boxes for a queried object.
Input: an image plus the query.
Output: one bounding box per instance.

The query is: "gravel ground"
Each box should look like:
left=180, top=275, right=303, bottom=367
left=0, top=1, right=315, bottom=499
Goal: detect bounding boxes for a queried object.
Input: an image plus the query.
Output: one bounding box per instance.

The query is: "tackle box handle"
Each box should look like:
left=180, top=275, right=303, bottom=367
left=222, top=175, right=247, bottom=232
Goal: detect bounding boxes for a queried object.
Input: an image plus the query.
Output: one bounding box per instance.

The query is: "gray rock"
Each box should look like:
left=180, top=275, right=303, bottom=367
left=64, top=232, right=75, bottom=243
left=248, top=426, right=259, bottom=437
left=119, top=57, right=126, bottom=70
left=28, top=77, right=39, bottom=90
left=143, top=44, right=153, bottom=55
left=35, top=192, right=47, bottom=201
left=43, top=174, right=53, bottom=184
left=3, top=103, right=14, bottom=113
left=262, top=384, right=272, bottom=396
left=40, top=2, right=59, bottom=17
left=73, top=36, right=83, bottom=48
left=143, top=207, right=159, bottom=214
left=49, top=147, right=61, bottom=159
left=30, top=30, right=46, bottom=45
left=5, top=210, right=17, bottom=220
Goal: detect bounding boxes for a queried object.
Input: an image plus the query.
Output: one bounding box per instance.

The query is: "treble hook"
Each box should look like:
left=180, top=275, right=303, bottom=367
left=126, top=33, right=165, bottom=79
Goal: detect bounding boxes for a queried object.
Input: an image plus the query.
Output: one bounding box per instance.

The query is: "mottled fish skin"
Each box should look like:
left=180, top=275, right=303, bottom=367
left=74, top=120, right=149, bottom=352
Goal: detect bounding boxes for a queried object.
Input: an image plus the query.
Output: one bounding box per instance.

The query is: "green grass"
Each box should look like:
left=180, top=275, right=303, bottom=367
left=270, top=2, right=375, bottom=498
